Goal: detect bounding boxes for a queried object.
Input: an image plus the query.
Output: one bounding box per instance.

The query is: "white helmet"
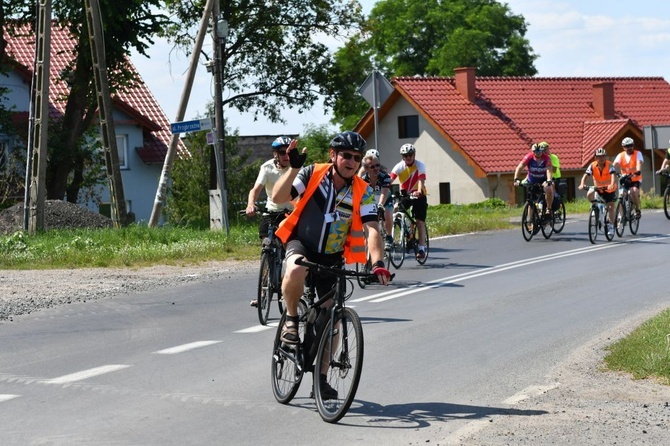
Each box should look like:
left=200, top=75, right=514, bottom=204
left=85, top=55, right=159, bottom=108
left=595, top=148, right=606, bottom=157
left=399, top=143, right=415, bottom=155
left=365, top=149, right=380, bottom=159
left=621, top=137, right=634, bottom=147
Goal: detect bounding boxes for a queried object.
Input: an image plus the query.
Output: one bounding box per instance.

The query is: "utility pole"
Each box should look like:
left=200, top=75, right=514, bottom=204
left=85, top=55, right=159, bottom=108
left=211, top=2, right=230, bottom=234
left=84, top=0, right=128, bottom=227
left=26, top=0, right=52, bottom=234
left=148, top=0, right=215, bottom=227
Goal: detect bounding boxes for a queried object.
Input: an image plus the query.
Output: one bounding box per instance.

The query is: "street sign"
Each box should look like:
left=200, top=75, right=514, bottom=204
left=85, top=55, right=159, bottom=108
left=170, top=118, right=213, bottom=134
left=358, top=71, right=394, bottom=108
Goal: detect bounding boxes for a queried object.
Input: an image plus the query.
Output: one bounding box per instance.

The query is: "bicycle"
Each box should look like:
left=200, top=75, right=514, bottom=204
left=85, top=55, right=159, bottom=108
left=355, top=212, right=392, bottom=289
left=241, top=208, right=288, bottom=325
left=271, top=257, right=391, bottom=423
left=389, top=193, right=430, bottom=268
left=614, top=174, right=639, bottom=237
left=517, top=182, right=554, bottom=241
left=658, top=170, right=670, bottom=220
left=586, top=187, right=614, bottom=244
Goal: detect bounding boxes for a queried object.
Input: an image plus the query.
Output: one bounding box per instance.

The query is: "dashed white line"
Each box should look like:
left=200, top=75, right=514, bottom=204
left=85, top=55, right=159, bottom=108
left=43, top=365, right=131, bottom=384
left=153, top=340, right=222, bottom=354
left=0, top=394, right=20, bottom=402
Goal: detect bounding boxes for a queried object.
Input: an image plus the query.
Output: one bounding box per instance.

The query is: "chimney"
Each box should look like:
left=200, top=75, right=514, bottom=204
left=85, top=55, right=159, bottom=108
left=454, top=67, right=476, bottom=102
left=593, top=82, right=615, bottom=120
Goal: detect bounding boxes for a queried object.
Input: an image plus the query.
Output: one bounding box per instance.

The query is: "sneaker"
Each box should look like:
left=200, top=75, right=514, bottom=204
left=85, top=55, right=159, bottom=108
left=635, top=209, right=641, bottom=219
left=310, top=379, right=338, bottom=400
left=384, top=235, right=393, bottom=251
left=249, top=300, right=258, bottom=307
left=607, top=224, right=614, bottom=237
left=416, top=249, right=426, bottom=260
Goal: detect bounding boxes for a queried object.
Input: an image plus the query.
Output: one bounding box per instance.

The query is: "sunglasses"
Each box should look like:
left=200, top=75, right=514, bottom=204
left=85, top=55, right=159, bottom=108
left=402, top=153, right=414, bottom=158
left=366, top=164, right=380, bottom=169
left=623, top=144, right=634, bottom=149
left=276, top=150, right=288, bottom=156
left=533, top=150, right=543, bottom=155
left=339, top=152, right=362, bottom=162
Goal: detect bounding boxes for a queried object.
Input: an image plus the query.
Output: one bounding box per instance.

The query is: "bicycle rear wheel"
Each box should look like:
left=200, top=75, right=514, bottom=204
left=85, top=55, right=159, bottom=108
left=257, top=252, right=274, bottom=325
left=390, top=216, right=405, bottom=269
left=521, top=202, right=534, bottom=241
left=615, top=200, right=626, bottom=237
left=664, top=186, right=670, bottom=219
left=629, top=202, right=640, bottom=235
left=588, top=208, right=598, bottom=244
left=314, top=307, right=364, bottom=423
left=553, top=201, right=566, bottom=233
left=416, top=225, right=429, bottom=265
left=271, top=301, right=307, bottom=404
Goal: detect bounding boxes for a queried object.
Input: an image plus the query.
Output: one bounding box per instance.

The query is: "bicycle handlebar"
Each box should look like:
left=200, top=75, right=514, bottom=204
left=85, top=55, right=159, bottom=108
left=295, top=256, right=394, bottom=283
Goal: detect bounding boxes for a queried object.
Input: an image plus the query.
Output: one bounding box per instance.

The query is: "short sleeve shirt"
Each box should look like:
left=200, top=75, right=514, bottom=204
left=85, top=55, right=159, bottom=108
left=361, top=170, right=393, bottom=206
left=521, top=152, right=552, bottom=183
left=255, top=159, right=294, bottom=211
left=289, top=164, right=377, bottom=254
left=389, top=159, right=427, bottom=194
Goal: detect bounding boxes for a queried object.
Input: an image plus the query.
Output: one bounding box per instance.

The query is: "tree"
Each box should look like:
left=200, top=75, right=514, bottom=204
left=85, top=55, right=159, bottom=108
left=162, top=0, right=365, bottom=125
left=328, top=0, right=538, bottom=126
left=1, top=0, right=169, bottom=202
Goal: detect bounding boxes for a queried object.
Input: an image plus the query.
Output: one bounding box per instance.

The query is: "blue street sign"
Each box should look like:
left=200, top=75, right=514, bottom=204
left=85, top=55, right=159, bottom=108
left=170, top=118, right=213, bottom=134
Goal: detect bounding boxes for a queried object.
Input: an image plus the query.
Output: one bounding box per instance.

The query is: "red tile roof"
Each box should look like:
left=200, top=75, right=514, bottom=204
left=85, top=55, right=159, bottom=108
left=357, top=73, right=670, bottom=175
left=5, top=23, right=183, bottom=164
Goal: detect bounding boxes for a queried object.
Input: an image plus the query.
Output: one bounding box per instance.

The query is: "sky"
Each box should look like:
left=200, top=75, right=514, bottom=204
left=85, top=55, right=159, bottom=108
left=130, top=0, right=670, bottom=136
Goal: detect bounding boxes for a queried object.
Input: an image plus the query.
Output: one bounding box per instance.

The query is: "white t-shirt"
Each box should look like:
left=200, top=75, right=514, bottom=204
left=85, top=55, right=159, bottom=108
left=255, top=159, right=294, bottom=211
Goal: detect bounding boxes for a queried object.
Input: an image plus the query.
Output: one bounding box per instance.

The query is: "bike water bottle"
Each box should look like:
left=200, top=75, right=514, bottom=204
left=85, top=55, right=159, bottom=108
left=598, top=202, right=605, bottom=216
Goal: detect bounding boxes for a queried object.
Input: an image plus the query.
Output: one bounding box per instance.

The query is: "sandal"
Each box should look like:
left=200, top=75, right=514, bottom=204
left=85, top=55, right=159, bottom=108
left=280, top=316, right=300, bottom=344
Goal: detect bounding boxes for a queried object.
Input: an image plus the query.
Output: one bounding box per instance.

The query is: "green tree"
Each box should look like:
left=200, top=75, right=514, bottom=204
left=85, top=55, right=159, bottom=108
left=328, top=0, right=538, bottom=126
left=162, top=0, right=365, bottom=125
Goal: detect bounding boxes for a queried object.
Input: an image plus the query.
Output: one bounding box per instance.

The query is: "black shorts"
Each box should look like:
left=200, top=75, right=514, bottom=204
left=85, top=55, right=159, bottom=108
left=400, top=195, right=428, bottom=221
left=285, top=239, right=343, bottom=298
left=600, top=191, right=617, bottom=203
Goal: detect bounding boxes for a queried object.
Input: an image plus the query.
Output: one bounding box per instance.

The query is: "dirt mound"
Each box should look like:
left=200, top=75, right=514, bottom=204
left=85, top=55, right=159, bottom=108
left=0, top=200, right=113, bottom=234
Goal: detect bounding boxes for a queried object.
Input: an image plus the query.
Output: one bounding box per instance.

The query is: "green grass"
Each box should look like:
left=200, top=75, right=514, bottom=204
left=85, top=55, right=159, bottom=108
left=1, top=196, right=667, bottom=386
left=604, top=308, right=670, bottom=385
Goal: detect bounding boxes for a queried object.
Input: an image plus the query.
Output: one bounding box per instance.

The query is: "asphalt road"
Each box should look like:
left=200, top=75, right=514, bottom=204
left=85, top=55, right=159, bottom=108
left=1, top=211, right=669, bottom=445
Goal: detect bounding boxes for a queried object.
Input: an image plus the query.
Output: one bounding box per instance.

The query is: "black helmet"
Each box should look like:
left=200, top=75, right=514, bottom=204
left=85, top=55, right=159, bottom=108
left=271, top=136, right=291, bottom=150
left=329, top=131, right=367, bottom=153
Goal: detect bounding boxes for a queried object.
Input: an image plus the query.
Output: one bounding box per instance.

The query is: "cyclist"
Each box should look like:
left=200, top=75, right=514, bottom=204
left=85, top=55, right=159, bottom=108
left=578, top=148, right=617, bottom=237
left=245, top=136, right=295, bottom=307
left=272, top=131, right=391, bottom=396
left=613, top=137, right=643, bottom=219
left=388, top=143, right=428, bottom=260
left=655, top=141, right=670, bottom=174
left=513, top=143, right=554, bottom=215
left=539, top=141, right=561, bottom=192
left=360, top=150, right=394, bottom=250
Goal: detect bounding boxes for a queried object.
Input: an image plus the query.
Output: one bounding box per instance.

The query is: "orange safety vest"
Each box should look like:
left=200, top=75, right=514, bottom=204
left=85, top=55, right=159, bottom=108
left=275, top=163, right=368, bottom=264
left=618, top=150, right=642, bottom=182
left=590, top=160, right=617, bottom=192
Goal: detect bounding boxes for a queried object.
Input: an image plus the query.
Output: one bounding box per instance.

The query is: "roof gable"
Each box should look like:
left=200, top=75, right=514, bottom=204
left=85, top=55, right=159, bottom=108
left=358, top=73, right=670, bottom=174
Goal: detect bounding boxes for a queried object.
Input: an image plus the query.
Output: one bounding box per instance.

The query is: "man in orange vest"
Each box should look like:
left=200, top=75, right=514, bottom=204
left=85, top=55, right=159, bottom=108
left=579, top=148, right=617, bottom=237
left=613, top=137, right=644, bottom=219
left=273, top=131, right=391, bottom=350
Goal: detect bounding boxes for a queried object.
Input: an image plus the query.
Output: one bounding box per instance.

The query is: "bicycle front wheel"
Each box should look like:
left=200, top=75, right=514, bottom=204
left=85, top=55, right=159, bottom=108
left=615, top=200, right=626, bottom=237
left=355, top=257, right=371, bottom=289
left=540, top=209, right=554, bottom=239
left=271, top=301, right=308, bottom=404
left=416, top=225, right=429, bottom=265
left=257, top=252, right=274, bottom=325
left=629, top=203, right=640, bottom=235
left=390, top=217, right=405, bottom=269
left=664, top=187, right=670, bottom=220
left=521, top=202, right=535, bottom=241
left=588, top=208, right=598, bottom=244
left=604, top=209, right=614, bottom=241
left=314, top=307, right=364, bottom=423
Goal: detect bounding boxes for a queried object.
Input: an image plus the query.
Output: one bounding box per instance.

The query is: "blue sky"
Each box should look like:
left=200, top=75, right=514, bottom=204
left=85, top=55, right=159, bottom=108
left=130, top=0, right=670, bottom=136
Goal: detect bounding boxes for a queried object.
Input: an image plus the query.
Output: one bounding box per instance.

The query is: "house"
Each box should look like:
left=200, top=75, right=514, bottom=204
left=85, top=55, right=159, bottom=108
left=1, top=23, right=183, bottom=222
left=354, top=67, right=670, bottom=205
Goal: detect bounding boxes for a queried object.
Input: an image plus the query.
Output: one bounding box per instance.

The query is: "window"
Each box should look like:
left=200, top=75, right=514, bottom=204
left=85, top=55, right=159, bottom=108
left=439, top=182, right=451, bottom=204
left=116, top=135, right=128, bottom=169
left=398, top=115, right=419, bottom=139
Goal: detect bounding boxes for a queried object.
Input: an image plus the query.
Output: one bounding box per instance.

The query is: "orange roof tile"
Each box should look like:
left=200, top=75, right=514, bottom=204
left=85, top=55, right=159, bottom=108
left=5, top=23, right=182, bottom=164
left=375, top=75, right=670, bottom=174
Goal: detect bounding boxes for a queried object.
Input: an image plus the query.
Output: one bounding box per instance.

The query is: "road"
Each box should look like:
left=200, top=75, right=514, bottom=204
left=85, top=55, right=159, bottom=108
left=1, top=212, right=669, bottom=445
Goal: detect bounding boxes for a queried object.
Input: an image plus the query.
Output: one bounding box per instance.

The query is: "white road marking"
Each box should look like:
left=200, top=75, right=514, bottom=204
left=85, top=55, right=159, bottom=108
left=235, top=325, right=275, bottom=333
left=0, top=394, right=20, bottom=402
left=43, top=365, right=131, bottom=384
left=153, top=340, right=222, bottom=354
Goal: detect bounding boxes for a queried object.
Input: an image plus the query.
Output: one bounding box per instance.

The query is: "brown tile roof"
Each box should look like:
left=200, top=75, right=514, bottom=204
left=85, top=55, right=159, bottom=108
left=357, top=73, right=670, bottom=175
left=5, top=23, right=183, bottom=164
